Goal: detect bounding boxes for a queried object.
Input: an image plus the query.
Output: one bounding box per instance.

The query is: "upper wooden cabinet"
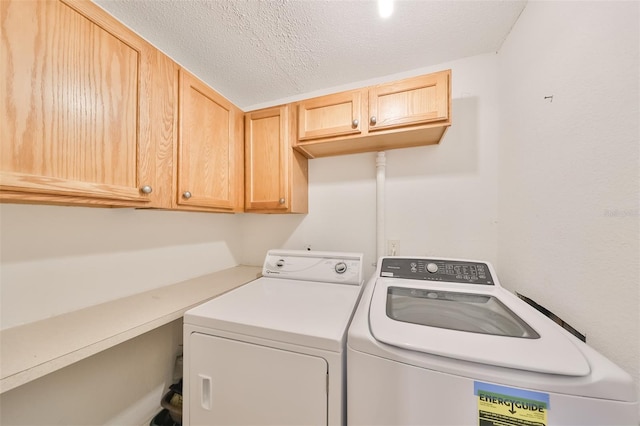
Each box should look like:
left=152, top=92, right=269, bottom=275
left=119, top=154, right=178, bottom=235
left=245, top=106, right=308, bottom=213
left=0, top=0, right=447, bottom=214
left=297, top=90, right=365, bottom=141
left=0, top=0, right=170, bottom=207
left=368, top=72, right=450, bottom=131
left=175, top=70, right=244, bottom=212
left=294, top=70, right=451, bottom=158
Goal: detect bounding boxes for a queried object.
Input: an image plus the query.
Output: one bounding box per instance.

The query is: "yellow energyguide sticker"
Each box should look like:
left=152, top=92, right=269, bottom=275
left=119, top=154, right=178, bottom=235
left=475, top=381, right=549, bottom=426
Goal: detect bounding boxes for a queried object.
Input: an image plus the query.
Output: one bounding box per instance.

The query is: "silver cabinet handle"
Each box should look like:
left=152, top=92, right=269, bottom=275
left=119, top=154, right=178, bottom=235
left=140, top=185, right=153, bottom=194
left=279, top=198, right=285, bottom=204
left=183, top=191, right=192, bottom=199
left=352, top=119, right=359, bottom=128
left=370, top=116, right=377, bottom=125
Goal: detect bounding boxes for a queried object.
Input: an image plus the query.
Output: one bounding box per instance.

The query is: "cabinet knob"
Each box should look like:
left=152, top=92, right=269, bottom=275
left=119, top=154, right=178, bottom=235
left=183, top=191, right=192, bottom=199
left=140, top=185, right=153, bottom=194
left=279, top=198, right=285, bottom=205
left=370, top=116, right=377, bottom=125
left=352, top=119, right=359, bottom=128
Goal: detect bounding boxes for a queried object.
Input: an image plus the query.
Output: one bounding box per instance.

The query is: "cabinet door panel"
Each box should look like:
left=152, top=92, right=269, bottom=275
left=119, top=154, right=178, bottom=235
left=297, top=90, right=363, bottom=141
left=245, top=107, right=288, bottom=211
left=368, top=71, right=450, bottom=131
left=178, top=71, right=237, bottom=210
left=0, top=0, right=154, bottom=204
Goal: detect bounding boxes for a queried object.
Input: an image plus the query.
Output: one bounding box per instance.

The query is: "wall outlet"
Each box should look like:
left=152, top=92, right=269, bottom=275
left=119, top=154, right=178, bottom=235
left=387, top=240, right=400, bottom=256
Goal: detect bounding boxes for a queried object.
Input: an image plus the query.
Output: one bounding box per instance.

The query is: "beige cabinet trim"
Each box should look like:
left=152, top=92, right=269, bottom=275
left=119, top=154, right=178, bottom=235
left=0, top=171, right=149, bottom=202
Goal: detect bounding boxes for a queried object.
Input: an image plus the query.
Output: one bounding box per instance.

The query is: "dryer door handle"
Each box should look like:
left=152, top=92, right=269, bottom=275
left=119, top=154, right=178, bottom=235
left=200, top=374, right=212, bottom=410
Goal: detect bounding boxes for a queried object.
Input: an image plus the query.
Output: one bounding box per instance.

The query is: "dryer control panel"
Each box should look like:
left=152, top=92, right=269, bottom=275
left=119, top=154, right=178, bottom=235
left=380, top=258, right=494, bottom=285
left=263, top=250, right=363, bottom=285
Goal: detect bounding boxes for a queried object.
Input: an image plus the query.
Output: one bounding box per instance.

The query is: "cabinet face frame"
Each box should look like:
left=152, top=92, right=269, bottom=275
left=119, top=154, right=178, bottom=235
left=244, top=106, right=289, bottom=211
left=368, top=71, right=450, bottom=131
left=176, top=70, right=240, bottom=211
left=0, top=0, right=158, bottom=206
left=297, top=90, right=364, bottom=141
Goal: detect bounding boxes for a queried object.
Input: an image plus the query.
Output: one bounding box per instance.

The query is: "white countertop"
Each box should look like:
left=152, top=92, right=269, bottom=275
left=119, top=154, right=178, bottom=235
left=0, top=265, right=262, bottom=394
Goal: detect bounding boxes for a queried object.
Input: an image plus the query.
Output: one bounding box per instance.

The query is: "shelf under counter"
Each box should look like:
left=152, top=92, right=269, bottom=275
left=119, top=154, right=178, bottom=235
left=0, top=265, right=262, bottom=394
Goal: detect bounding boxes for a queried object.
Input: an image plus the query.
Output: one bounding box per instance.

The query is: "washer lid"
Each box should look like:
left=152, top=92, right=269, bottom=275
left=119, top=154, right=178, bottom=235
left=185, top=277, right=362, bottom=352
left=369, top=279, right=591, bottom=376
left=386, top=286, right=540, bottom=338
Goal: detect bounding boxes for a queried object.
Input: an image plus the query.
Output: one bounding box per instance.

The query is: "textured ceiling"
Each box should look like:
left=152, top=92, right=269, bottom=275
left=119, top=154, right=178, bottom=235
left=95, top=0, right=527, bottom=110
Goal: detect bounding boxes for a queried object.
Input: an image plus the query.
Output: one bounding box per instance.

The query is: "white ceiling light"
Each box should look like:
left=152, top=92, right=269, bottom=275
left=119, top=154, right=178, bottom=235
left=378, top=0, right=394, bottom=18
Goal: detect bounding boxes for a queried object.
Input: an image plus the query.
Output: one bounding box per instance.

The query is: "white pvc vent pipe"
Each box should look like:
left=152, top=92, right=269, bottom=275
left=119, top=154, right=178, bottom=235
left=376, top=152, right=386, bottom=265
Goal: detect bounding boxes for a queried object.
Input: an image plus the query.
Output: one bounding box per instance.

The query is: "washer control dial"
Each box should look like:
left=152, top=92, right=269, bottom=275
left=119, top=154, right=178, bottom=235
left=335, top=262, right=347, bottom=274
left=426, top=262, right=439, bottom=273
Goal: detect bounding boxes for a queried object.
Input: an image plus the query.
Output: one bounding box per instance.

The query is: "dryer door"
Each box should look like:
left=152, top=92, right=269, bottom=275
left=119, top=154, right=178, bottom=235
left=369, top=279, right=590, bottom=376
left=188, top=333, right=328, bottom=426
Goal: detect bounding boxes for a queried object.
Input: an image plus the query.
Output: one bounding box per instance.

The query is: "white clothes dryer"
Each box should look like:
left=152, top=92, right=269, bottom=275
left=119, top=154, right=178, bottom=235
left=347, top=257, right=638, bottom=425
left=183, top=250, right=364, bottom=426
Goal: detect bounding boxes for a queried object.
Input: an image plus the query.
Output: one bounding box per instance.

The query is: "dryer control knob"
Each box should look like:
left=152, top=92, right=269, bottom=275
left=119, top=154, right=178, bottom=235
left=426, top=263, right=439, bottom=273
left=335, top=262, right=347, bottom=274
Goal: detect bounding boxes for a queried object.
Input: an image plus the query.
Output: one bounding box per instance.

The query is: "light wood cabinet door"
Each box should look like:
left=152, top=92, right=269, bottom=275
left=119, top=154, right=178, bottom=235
left=293, top=70, right=451, bottom=158
left=245, top=106, right=307, bottom=213
left=297, top=89, right=364, bottom=141
left=0, top=0, right=161, bottom=206
left=176, top=70, right=243, bottom=211
left=368, top=71, right=450, bottom=131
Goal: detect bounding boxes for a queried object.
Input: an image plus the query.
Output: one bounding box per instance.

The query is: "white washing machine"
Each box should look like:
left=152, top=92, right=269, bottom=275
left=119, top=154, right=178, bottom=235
left=183, top=250, right=364, bottom=426
left=347, top=257, right=639, bottom=425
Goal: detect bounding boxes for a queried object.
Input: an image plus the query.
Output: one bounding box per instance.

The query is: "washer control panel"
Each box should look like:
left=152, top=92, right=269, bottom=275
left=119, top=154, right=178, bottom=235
left=263, top=250, right=363, bottom=285
left=380, top=258, right=494, bottom=285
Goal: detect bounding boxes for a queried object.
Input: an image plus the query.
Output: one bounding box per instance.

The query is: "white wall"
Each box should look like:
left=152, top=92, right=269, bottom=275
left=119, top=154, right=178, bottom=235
left=497, top=0, right=639, bottom=403
left=241, top=54, right=502, bottom=279
left=240, top=152, right=378, bottom=274
left=0, top=205, right=243, bottom=424
left=0, top=205, right=243, bottom=328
